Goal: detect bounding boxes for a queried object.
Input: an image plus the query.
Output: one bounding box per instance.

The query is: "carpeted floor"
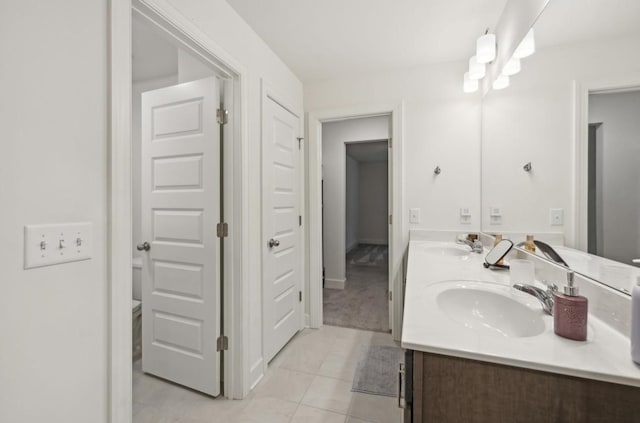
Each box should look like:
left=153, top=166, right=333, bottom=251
left=323, top=244, right=390, bottom=333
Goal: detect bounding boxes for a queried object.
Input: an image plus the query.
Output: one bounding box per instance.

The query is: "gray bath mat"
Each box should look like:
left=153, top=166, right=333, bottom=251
left=352, top=345, right=403, bottom=397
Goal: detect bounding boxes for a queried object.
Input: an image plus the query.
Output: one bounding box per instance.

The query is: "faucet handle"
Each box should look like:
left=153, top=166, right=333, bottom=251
left=547, top=283, right=558, bottom=294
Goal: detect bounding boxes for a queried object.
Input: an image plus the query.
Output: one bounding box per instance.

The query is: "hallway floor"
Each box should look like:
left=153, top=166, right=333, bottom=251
left=133, top=325, right=402, bottom=423
left=323, top=244, right=390, bottom=332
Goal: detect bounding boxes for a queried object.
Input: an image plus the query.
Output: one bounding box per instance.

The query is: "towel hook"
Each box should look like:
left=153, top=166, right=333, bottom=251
left=434, top=166, right=441, bottom=175
left=523, top=162, right=532, bottom=172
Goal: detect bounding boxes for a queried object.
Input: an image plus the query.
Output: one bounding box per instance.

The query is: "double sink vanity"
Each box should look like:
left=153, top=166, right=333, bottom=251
left=400, top=232, right=640, bottom=422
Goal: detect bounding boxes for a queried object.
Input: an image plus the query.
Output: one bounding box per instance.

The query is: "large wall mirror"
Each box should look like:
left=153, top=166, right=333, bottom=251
left=481, top=0, right=640, bottom=294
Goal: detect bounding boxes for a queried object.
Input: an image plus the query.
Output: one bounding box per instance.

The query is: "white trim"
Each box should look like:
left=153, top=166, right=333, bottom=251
left=109, top=2, right=251, bottom=420
left=108, top=1, right=133, bottom=422
left=307, top=103, right=405, bottom=341
left=573, top=75, right=640, bottom=252
left=324, top=278, right=346, bottom=290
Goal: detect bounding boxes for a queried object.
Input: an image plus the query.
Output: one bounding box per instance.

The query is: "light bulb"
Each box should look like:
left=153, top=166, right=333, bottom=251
left=463, top=72, right=478, bottom=93
left=502, top=57, right=521, bottom=76
left=513, top=28, right=535, bottom=59
left=476, top=33, right=496, bottom=64
left=493, top=74, right=510, bottom=90
left=468, top=56, right=486, bottom=80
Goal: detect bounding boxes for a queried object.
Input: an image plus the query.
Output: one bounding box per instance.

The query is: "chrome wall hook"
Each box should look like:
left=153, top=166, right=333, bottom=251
left=523, top=162, right=532, bottom=172
left=434, top=166, right=441, bottom=175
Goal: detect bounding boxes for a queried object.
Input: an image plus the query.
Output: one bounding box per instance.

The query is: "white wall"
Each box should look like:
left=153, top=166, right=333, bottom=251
left=307, top=61, right=483, bottom=249
left=158, top=0, right=304, bottom=392
left=345, top=156, right=359, bottom=252
left=322, top=116, right=390, bottom=287
left=481, top=34, right=640, bottom=245
left=589, top=91, right=640, bottom=264
left=358, top=161, right=388, bottom=245
left=0, top=1, right=108, bottom=422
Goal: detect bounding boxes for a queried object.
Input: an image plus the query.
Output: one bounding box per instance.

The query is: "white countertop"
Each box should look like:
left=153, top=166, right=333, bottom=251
left=401, top=239, right=640, bottom=388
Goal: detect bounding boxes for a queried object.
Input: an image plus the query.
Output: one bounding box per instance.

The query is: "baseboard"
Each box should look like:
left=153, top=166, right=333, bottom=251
left=346, top=241, right=359, bottom=253
left=249, top=358, right=264, bottom=391
left=359, top=238, right=388, bottom=245
left=324, top=278, right=346, bottom=290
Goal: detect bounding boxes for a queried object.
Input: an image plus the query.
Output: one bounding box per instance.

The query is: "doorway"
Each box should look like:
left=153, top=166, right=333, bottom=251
left=321, top=117, right=391, bottom=332
left=587, top=89, right=640, bottom=266
left=132, top=9, right=226, bottom=401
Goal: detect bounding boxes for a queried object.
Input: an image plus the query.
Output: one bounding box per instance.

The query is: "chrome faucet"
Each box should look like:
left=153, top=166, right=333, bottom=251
left=457, top=238, right=483, bottom=253
left=513, top=283, right=558, bottom=315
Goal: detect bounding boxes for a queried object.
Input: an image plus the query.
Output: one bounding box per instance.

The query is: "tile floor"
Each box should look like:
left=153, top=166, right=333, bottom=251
left=133, top=325, right=403, bottom=423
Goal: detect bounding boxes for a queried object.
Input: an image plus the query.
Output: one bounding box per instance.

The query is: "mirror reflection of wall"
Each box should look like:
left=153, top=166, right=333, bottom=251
left=481, top=0, right=640, bottom=293
left=587, top=90, right=640, bottom=266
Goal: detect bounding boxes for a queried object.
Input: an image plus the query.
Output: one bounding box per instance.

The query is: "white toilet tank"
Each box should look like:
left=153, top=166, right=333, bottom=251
left=132, top=256, right=143, bottom=301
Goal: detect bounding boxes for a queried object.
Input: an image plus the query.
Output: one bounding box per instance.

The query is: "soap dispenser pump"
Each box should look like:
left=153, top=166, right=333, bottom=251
left=553, top=271, right=588, bottom=341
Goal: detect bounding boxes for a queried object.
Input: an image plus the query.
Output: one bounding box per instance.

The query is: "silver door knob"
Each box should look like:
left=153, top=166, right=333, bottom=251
left=137, top=242, right=151, bottom=252
left=268, top=238, right=280, bottom=248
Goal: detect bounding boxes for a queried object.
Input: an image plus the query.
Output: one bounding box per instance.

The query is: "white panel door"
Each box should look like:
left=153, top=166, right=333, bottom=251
left=141, top=77, right=221, bottom=396
left=263, top=96, right=302, bottom=363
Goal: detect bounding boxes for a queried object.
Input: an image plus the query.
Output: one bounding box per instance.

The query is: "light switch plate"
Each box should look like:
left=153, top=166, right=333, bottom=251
left=459, top=207, right=471, bottom=224
left=550, top=208, right=564, bottom=226
left=409, top=208, right=420, bottom=224
left=24, top=222, right=92, bottom=269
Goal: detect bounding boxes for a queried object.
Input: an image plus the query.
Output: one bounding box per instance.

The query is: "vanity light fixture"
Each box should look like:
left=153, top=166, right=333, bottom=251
left=468, top=56, right=486, bottom=80
left=476, top=32, right=496, bottom=64
left=502, top=57, right=521, bottom=76
left=513, top=28, right=536, bottom=59
left=463, top=72, right=479, bottom=93
left=493, top=74, right=510, bottom=90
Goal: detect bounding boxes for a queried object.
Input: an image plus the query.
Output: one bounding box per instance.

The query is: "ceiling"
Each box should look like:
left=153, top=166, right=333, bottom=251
left=346, top=141, right=389, bottom=163
left=226, top=0, right=508, bottom=82
left=132, top=15, right=178, bottom=82
left=534, top=0, right=640, bottom=49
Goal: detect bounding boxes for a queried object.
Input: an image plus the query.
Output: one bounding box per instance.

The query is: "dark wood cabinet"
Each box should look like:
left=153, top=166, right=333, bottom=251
left=404, top=350, right=640, bottom=423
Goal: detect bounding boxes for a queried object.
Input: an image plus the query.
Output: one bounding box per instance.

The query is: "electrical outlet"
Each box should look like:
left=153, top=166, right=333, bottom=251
left=550, top=208, right=564, bottom=226
left=409, top=208, right=420, bottom=224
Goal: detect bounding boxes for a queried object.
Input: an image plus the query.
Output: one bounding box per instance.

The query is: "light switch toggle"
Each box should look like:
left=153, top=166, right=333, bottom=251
left=40, top=241, right=47, bottom=250
left=76, top=237, right=83, bottom=247
left=59, top=239, right=67, bottom=249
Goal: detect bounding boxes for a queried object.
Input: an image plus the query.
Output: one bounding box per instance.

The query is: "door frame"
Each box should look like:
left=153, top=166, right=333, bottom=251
left=306, top=103, right=405, bottom=340
left=109, top=0, right=250, bottom=420
left=260, top=81, right=305, bottom=373
left=573, top=76, right=640, bottom=251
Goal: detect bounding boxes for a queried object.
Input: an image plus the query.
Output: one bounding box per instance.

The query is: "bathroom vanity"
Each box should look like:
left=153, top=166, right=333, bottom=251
left=400, top=234, right=640, bottom=423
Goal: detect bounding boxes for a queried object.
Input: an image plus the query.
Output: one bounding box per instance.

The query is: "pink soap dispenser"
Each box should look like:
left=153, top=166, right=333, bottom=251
left=553, top=271, right=588, bottom=341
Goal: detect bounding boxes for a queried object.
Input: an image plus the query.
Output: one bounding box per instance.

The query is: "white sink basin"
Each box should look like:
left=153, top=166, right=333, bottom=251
left=418, top=245, right=470, bottom=257
left=435, top=282, right=546, bottom=338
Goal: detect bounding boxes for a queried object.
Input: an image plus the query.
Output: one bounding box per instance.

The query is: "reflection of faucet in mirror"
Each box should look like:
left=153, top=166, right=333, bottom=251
left=456, top=235, right=483, bottom=253
left=513, top=283, right=558, bottom=315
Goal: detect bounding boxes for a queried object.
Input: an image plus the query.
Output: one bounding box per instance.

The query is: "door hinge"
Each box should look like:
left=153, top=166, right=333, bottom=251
left=216, top=335, right=228, bottom=352
left=388, top=290, right=392, bottom=301
left=389, top=214, right=392, bottom=225
left=216, top=222, right=228, bottom=238
left=299, top=215, right=302, bottom=226
left=299, top=291, right=302, bottom=302
left=297, top=137, right=304, bottom=150
left=217, top=108, right=229, bottom=125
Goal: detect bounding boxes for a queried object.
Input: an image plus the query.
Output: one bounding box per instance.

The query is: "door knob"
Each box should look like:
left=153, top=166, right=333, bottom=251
left=268, top=238, right=280, bottom=248
left=137, top=242, right=151, bottom=252
left=633, top=259, right=640, bottom=264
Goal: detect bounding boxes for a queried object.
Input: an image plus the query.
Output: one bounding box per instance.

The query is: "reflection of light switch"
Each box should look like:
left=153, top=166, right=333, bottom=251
left=490, top=207, right=502, bottom=225
left=409, top=208, right=420, bottom=224
left=550, top=208, right=564, bottom=226
left=460, top=208, right=471, bottom=224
